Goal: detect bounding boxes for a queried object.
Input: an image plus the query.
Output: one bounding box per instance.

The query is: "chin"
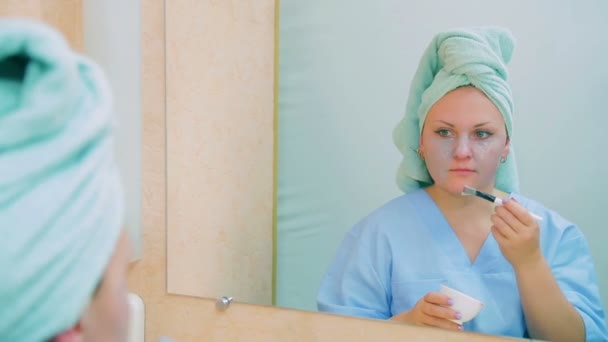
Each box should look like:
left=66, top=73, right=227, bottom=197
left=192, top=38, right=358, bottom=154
left=448, top=180, right=470, bottom=193
left=433, top=182, right=468, bottom=197
left=447, top=186, right=466, bottom=197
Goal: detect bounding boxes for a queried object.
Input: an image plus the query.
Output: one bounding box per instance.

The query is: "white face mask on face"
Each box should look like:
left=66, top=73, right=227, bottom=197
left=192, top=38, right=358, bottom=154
left=419, top=86, right=510, bottom=196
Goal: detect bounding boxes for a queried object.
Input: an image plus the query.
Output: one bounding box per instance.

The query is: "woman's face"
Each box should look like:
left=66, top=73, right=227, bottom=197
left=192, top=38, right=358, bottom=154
left=419, top=86, right=510, bottom=196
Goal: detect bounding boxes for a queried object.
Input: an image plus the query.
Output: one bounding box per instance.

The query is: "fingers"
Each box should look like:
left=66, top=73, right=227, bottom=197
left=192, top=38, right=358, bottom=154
left=422, top=293, right=462, bottom=330
left=494, top=205, right=522, bottom=231
left=392, top=293, right=464, bottom=331
left=424, top=292, right=452, bottom=306
left=491, top=212, right=515, bottom=240
left=502, top=198, right=536, bottom=226
left=422, top=304, right=462, bottom=327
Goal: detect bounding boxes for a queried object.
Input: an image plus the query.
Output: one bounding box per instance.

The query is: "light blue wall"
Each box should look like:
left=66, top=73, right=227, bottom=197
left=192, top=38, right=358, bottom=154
left=277, top=0, right=608, bottom=315
left=83, top=0, right=142, bottom=259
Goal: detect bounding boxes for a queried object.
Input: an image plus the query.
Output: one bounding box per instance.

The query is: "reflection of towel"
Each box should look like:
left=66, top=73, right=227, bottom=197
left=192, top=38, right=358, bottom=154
left=393, top=27, right=519, bottom=193
left=0, top=19, right=123, bottom=341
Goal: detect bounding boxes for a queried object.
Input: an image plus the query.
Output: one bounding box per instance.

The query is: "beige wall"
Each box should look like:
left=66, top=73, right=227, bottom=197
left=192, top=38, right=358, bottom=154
left=0, top=0, right=83, bottom=49
left=126, top=0, right=169, bottom=339
left=127, top=0, right=277, bottom=338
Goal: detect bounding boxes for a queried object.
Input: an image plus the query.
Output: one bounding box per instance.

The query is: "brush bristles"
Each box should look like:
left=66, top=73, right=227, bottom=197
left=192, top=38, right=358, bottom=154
left=461, top=186, right=477, bottom=196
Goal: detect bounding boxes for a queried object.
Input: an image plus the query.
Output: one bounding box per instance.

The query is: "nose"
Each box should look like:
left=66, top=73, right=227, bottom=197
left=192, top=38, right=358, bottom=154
left=453, top=136, right=473, bottom=159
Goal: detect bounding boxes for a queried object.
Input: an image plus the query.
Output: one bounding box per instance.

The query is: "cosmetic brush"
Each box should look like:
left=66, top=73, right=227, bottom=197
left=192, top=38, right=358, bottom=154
left=462, top=185, right=543, bottom=221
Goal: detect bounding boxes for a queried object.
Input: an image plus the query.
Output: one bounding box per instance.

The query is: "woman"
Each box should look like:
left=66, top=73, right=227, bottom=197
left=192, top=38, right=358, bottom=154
left=317, top=27, right=607, bottom=341
left=0, top=19, right=130, bottom=341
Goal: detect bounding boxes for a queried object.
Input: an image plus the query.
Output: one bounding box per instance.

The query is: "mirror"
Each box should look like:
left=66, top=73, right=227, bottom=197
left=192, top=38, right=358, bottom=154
left=166, top=0, right=608, bottom=319
left=165, top=0, right=275, bottom=305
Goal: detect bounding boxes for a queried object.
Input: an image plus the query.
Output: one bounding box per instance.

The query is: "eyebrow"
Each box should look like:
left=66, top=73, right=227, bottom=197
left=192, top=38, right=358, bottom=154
left=436, top=120, right=493, bottom=128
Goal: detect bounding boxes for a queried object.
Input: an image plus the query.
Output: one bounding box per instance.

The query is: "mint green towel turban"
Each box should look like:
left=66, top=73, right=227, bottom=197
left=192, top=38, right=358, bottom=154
left=393, top=27, right=519, bottom=193
left=0, top=19, right=124, bottom=341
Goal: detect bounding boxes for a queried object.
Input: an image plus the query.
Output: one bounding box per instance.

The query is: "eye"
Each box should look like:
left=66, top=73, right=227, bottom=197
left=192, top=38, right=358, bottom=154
left=435, top=129, right=452, bottom=137
left=475, top=130, right=493, bottom=139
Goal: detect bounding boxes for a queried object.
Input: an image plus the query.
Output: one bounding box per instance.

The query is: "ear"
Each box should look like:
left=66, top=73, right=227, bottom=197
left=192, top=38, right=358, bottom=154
left=418, top=136, right=425, bottom=155
left=52, top=322, right=83, bottom=342
left=501, top=137, right=511, bottom=160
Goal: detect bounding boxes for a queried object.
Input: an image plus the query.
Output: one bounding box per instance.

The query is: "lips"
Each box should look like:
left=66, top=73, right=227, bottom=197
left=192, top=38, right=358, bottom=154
left=449, top=168, right=476, bottom=173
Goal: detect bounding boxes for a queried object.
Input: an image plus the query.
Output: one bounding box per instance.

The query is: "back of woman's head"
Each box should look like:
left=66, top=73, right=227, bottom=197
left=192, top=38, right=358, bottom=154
left=0, top=18, right=125, bottom=341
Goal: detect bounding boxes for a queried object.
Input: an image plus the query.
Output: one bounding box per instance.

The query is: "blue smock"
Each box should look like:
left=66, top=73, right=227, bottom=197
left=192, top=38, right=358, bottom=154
left=317, top=189, right=608, bottom=340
